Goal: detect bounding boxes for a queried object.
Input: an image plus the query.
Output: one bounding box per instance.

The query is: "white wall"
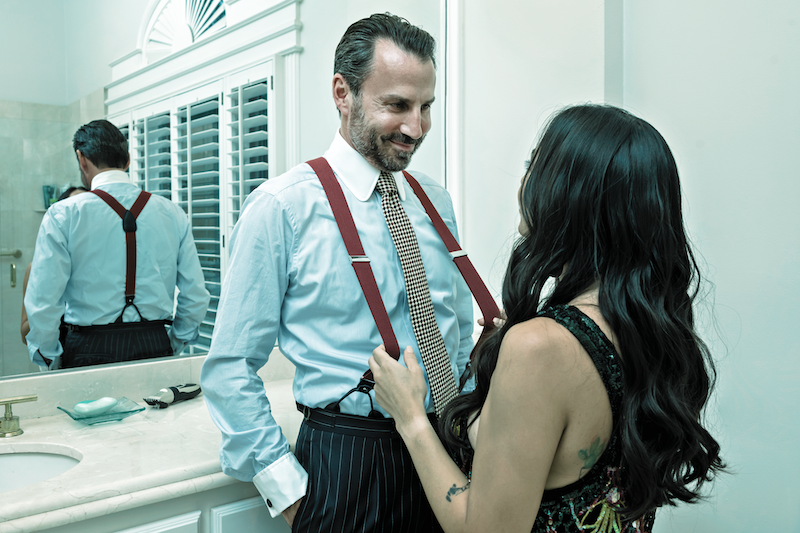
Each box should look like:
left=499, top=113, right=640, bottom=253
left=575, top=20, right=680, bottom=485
left=0, top=0, right=148, bottom=106
left=623, top=2, right=800, bottom=531
left=461, top=0, right=608, bottom=295
left=62, top=0, right=150, bottom=104
left=461, top=1, right=800, bottom=531
left=462, top=1, right=800, bottom=531
left=0, top=0, right=67, bottom=105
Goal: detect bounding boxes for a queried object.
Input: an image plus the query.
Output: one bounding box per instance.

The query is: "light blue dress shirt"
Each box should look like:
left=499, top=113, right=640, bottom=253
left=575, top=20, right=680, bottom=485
left=201, top=132, right=474, bottom=517
left=25, top=170, right=211, bottom=366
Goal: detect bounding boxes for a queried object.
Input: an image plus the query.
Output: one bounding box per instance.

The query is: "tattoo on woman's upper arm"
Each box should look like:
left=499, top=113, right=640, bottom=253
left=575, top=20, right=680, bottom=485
left=446, top=482, right=470, bottom=502
left=578, top=437, right=606, bottom=476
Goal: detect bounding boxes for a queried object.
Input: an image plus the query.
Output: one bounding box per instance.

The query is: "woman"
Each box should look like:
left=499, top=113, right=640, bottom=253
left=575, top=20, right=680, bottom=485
left=369, top=104, right=724, bottom=532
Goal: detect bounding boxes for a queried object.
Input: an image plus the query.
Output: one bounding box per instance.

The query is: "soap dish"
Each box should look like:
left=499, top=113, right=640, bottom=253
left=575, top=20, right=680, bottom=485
left=58, top=397, right=145, bottom=425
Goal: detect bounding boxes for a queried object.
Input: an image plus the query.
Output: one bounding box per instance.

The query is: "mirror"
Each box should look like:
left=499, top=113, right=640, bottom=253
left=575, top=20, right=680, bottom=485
left=0, top=0, right=201, bottom=379
left=0, top=0, right=444, bottom=381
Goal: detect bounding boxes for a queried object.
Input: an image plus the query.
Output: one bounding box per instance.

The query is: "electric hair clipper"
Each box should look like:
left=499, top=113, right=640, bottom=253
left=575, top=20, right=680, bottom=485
left=143, top=383, right=201, bottom=409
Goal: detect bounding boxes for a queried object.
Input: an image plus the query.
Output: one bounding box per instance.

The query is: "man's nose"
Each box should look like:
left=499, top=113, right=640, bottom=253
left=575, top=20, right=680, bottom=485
left=400, top=109, right=424, bottom=140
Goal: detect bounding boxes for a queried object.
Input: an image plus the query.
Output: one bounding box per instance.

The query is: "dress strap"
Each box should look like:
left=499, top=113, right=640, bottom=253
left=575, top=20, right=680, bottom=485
left=538, top=305, right=625, bottom=417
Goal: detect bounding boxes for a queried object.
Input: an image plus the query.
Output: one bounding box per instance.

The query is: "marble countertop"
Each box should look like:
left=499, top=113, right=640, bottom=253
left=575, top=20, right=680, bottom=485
left=0, top=378, right=301, bottom=533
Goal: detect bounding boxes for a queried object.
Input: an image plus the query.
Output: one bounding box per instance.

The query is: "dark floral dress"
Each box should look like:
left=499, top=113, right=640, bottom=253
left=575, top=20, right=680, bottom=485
left=532, top=305, right=656, bottom=533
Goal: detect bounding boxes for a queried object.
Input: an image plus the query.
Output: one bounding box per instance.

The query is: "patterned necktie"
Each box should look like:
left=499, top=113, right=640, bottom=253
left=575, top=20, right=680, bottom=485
left=376, top=172, right=458, bottom=416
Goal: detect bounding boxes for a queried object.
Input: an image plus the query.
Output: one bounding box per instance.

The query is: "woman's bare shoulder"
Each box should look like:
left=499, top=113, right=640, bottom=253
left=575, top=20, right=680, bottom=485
left=501, top=317, right=583, bottom=363
left=493, top=317, right=591, bottom=392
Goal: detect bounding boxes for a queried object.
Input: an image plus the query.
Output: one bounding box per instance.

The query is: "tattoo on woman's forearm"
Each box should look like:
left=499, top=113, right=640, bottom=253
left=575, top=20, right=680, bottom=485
left=446, top=482, right=470, bottom=502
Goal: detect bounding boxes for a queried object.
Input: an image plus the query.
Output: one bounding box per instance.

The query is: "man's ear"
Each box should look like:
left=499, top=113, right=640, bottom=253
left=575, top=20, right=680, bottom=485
left=332, top=74, right=352, bottom=118
left=123, top=153, right=131, bottom=172
left=76, top=150, right=89, bottom=172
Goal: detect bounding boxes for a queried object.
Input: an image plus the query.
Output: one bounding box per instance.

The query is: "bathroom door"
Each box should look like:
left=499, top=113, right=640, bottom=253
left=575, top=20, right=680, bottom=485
left=0, top=194, right=36, bottom=377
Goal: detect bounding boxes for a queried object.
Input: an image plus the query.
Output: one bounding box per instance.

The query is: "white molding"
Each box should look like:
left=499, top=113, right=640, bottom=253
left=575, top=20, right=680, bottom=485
left=137, top=0, right=169, bottom=52
left=209, top=496, right=266, bottom=533
left=445, top=0, right=466, bottom=247
left=107, top=22, right=299, bottom=107
left=106, top=0, right=300, bottom=117
left=279, top=45, right=303, bottom=57
left=110, top=49, right=145, bottom=68
left=282, top=48, right=301, bottom=170
left=114, top=510, right=200, bottom=533
left=604, top=0, right=624, bottom=105
left=117, top=0, right=300, bottom=87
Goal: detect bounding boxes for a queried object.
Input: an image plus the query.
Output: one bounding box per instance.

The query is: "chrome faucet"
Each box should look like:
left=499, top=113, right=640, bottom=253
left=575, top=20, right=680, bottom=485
left=0, top=395, right=38, bottom=437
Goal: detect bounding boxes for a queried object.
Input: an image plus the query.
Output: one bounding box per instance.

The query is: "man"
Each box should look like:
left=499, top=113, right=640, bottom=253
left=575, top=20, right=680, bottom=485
left=25, top=120, right=210, bottom=370
left=201, top=13, right=475, bottom=532
left=21, top=187, right=88, bottom=345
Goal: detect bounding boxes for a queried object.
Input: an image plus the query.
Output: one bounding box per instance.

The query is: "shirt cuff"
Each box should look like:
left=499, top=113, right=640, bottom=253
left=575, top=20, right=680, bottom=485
left=33, top=349, right=60, bottom=370
left=252, top=452, right=308, bottom=518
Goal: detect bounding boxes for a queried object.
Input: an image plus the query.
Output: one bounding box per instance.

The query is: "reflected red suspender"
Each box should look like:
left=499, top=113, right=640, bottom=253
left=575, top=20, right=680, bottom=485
left=90, top=189, right=151, bottom=306
left=306, top=157, right=501, bottom=383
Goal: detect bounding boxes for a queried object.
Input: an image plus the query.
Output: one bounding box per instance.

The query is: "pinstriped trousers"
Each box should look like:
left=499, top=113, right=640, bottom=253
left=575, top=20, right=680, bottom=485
left=291, top=417, right=444, bottom=533
left=62, top=321, right=172, bottom=369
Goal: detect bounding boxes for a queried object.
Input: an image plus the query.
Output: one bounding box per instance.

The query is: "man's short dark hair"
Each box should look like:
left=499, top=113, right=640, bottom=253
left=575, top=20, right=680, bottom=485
left=72, top=120, right=129, bottom=169
left=334, top=12, right=436, bottom=98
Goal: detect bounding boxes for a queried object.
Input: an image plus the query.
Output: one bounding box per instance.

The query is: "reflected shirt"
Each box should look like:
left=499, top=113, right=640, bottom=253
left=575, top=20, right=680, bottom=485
left=25, top=170, right=211, bottom=365
left=201, top=131, right=474, bottom=517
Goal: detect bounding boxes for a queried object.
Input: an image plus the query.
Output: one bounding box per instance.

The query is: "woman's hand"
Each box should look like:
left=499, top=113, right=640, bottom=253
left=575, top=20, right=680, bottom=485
left=478, top=309, right=507, bottom=329
left=368, top=345, right=429, bottom=431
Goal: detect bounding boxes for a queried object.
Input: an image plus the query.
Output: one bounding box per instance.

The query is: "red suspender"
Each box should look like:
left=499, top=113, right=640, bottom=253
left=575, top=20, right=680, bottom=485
left=401, top=171, right=502, bottom=351
left=307, top=157, right=501, bottom=383
left=307, top=158, right=401, bottom=365
left=91, top=189, right=151, bottom=306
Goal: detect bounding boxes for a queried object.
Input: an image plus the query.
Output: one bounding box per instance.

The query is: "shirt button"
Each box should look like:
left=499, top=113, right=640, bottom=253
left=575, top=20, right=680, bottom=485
left=266, top=499, right=273, bottom=508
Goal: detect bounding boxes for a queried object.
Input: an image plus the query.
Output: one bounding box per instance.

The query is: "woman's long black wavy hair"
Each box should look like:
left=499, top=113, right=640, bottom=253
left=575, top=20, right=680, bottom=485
left=440, top=104, right=724, bottom=520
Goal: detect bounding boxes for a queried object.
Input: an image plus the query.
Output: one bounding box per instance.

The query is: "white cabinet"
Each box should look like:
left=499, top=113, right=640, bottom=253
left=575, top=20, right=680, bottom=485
left=38, top=482, right=263, bottom=533
left=114, top=511, right=201, bottom=533
left=210, top=496, right=290, bottom=533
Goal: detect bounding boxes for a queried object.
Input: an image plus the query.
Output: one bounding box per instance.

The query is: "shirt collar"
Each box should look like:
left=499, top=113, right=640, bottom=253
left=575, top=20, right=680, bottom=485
left=323, top=130, right=406, bottom=202
left=91, top=169, right=134, bottom=190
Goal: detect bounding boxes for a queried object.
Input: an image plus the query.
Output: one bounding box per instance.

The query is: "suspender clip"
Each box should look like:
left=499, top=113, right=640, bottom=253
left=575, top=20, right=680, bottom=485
left=350, top=255, right=370, bottom=263
left=450, top=250, right=468, bottom=259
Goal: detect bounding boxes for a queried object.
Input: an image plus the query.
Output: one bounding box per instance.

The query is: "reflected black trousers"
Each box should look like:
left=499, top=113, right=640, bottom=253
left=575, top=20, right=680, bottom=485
left=61, top=320, right=172, bottom=369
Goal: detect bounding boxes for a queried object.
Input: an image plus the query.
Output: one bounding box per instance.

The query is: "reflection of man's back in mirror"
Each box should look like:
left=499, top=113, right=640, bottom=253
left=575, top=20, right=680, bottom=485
left=202, top=12, right=474, bottom=533
left=24, top=120, right=210, bottom=371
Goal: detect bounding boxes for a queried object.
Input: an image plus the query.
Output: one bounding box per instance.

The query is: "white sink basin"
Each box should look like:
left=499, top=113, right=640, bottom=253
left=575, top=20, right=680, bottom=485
left=0, top=443, right=82, bottom=494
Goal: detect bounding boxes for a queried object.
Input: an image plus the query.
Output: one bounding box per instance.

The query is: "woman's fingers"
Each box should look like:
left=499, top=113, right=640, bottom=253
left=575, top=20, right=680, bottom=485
left=402, top=345, right=419, bottom=370
left=478, top=309, right=507, bottom=328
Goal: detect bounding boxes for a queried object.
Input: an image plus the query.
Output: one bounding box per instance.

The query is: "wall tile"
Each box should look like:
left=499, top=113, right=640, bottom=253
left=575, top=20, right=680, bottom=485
left=21, top=102, right=69, bottom=123
left=0, top=137, right=24, bottom=178
left=3, top=94, right=112, bottom=379
left=0, top=99, right=23, bottom=119
left=0, top=117, right=27, bottom=139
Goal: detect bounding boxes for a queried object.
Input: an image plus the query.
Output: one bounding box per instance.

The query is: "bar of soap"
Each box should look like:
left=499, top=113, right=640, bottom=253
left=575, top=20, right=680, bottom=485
left=73, top=397, right=118, bottom=416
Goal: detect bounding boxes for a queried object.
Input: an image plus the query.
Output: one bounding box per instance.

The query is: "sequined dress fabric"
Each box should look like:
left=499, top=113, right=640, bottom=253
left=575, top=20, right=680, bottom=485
left=532, top=305, right=655, bottom=533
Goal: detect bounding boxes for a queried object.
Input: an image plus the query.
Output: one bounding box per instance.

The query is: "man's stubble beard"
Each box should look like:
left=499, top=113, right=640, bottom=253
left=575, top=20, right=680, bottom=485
left=348, top=96, right=425, bottom=172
